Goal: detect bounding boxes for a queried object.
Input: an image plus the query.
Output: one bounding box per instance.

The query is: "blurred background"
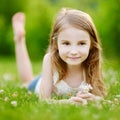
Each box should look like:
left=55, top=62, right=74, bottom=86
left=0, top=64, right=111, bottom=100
left=0, top=0, right=120, bottom=61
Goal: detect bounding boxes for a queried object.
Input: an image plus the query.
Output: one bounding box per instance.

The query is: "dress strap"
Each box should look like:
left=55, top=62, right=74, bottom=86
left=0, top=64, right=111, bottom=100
left=53, top=71, right=59, bottom=84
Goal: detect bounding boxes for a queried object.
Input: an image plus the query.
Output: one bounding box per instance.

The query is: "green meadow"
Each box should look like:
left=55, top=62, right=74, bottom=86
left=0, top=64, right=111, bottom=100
left=0, top=58, right=120, bottom=120
left=0, top=0, right=120, bottom=119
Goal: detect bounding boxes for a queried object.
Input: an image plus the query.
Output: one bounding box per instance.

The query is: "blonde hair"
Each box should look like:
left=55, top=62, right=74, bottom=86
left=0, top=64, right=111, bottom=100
left=48, top=8, right=105, bottom=97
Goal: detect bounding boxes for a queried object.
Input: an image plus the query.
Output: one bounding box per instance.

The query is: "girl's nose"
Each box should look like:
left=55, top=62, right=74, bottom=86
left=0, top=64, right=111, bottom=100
left=70, top=48, right=78, bottom=55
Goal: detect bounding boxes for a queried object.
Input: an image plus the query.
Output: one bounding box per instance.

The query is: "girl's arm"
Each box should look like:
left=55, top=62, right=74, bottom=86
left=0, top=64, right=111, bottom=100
left=39, top=53, right=53, bottom=99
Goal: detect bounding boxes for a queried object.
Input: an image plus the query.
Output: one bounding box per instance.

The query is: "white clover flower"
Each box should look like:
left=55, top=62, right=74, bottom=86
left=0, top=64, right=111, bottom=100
left=4, top=97, right=9, bottom=102
left=0, top=89, right=4, bottom=94
left=116, top=94, right=120, bottom=98
left=80, top=84, right=93, bottom=93
left=3, top=73, right=12, bottom=81
left=114, top=98, right=119, bottom=104
left=11, top=101, right=17, bottom=107
left=28, top=91, right=32, bottom=95
left=104, top=100, right=113, bottom=104
left=82, top=99, right=88, bottom=105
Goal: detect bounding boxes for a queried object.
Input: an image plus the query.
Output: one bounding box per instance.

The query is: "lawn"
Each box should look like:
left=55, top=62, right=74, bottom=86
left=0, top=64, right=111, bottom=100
left=0, top=57, right=120, bottom=120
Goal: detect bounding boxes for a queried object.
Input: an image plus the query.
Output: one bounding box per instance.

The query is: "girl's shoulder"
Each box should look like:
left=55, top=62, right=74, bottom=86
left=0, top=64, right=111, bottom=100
left=42, top=53, right=52, bottom=65
left=42, top=53, right=54, bottom=74
left=42, top=53, right=52, bottom=72
left=43, top=52, right=51, bottom=60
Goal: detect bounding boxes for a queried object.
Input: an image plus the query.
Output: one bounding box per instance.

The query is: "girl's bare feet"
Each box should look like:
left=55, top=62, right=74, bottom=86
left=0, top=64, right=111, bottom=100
left=12, top=12, right=25, bottom=42
left=12, top=12, right=34, bottom=85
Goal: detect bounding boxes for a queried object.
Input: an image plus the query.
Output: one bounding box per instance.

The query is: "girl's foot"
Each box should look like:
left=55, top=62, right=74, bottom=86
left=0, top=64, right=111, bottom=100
left=12, top=12, right=25, bottom=42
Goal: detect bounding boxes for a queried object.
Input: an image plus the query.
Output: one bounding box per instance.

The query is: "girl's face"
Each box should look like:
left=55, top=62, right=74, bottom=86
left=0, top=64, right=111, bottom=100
left=57, top=26, right=91, bottom=66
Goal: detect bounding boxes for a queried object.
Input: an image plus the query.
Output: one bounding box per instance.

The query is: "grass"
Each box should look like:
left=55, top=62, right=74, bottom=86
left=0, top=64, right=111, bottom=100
left=0, top=57, right=120, bottom=120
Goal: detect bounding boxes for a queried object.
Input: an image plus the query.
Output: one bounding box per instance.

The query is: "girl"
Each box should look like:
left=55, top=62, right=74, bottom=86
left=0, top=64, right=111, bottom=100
left=12, top=8, right=106, bottom=104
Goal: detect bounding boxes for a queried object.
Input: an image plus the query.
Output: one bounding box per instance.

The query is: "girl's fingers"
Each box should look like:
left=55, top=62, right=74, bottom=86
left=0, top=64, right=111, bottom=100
left=76, top=91, right=82, bottom=96
left=76, top=92, right=96, bottom=101
left=70, top=96, right=83, bottom=102
left=69, top=97, right=88, bottom=105
left=76, top=92, right=103, bottom=101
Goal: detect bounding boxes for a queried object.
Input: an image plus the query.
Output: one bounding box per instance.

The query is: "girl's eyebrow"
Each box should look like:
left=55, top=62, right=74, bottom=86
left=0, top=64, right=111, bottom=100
left=78, top=39, right=88, bottom=42
left=59, top=39, right=89, bottom=42
left=60, top=39, right=70, bottom=42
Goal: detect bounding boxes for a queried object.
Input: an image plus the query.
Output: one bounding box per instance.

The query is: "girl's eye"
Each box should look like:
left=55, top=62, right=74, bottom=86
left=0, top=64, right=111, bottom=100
left=78, top=42, right=86, bottom=45
left=81, top=42, right=86, bottom=45
left=62, top=42, right=70, bottom=45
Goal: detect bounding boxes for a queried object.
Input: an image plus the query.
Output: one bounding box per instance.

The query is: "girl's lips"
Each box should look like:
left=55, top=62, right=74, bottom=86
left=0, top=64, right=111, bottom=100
left=68, top=57, right=81, bottom=59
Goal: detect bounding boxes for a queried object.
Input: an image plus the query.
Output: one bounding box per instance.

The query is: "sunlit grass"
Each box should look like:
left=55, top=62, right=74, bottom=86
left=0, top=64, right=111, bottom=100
left=0, top=57, right=120, bottom=120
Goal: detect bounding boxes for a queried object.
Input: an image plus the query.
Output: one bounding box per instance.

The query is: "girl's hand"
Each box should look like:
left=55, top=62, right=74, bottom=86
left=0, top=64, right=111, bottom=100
left=76, top=91, right=102, bottom=101
left=69, top=96, right=88, bottom=105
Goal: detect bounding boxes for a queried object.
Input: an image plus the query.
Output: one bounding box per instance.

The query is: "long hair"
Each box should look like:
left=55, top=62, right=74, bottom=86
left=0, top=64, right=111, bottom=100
left=48, top=8, right=105, bottom=97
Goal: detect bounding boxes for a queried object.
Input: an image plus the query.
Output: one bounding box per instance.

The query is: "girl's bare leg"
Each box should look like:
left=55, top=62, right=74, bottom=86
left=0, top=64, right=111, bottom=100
left=12, top=12, right=34, bottom=86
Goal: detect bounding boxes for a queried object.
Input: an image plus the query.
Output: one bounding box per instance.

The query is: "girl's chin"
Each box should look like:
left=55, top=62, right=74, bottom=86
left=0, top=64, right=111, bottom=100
left=66, top=61, right=82, bottom=66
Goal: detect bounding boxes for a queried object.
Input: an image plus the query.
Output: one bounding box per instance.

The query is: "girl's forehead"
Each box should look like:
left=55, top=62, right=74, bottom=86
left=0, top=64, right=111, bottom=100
left=58, top=23, right=86, bottom=35
left=58, top=26, right=90, bottom=41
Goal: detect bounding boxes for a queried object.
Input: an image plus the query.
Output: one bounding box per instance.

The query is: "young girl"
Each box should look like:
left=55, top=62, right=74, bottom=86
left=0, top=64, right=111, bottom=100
left=12, top=8, right=106, bottom=104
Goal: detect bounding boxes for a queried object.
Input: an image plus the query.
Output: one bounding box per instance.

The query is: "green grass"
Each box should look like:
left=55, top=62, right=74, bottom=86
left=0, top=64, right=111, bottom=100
left=0, top=57, right=120, bottom=120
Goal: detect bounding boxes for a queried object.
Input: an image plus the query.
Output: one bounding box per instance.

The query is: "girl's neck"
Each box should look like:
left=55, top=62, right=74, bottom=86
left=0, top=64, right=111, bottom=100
left=63, top=65, right=85, bottom=88
left=67, top=65, right=83, bottom=75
